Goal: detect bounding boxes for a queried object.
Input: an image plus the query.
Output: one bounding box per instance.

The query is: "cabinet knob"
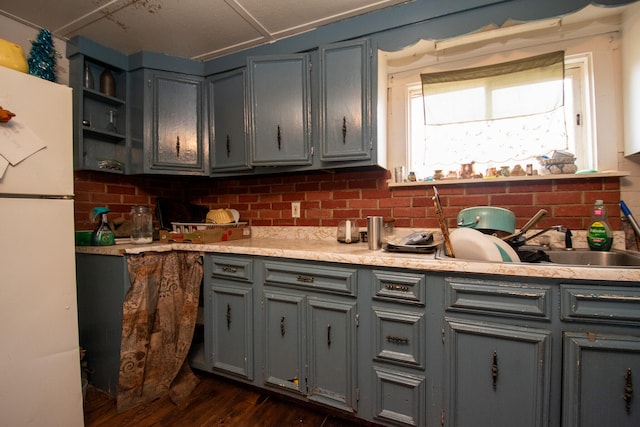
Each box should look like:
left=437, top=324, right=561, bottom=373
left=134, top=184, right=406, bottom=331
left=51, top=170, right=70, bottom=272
left=226, top=303, right=231, bottom=330
left=226, top=135, right=231, bottom=157
left=280, top=316, right=286, bottom=337
left=176, top=136, right=180, bottom=158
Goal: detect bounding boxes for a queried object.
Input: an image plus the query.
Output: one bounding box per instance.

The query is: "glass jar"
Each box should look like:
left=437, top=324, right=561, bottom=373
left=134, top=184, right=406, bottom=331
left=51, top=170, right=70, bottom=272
left=130, top=206, right=153, bottom=244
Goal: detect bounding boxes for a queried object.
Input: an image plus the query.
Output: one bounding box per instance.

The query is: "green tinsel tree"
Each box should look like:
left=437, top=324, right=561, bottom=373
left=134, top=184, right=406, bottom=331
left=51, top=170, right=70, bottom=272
left=28, top=29, right=56, bottom=82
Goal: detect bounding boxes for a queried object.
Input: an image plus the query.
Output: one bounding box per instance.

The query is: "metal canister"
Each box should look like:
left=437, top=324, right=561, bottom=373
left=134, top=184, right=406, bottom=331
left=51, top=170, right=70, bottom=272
left=367, top=216, right=383, bottom=250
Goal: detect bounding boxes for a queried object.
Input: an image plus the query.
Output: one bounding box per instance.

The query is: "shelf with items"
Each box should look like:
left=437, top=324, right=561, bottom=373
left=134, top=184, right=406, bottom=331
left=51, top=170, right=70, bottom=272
left=68, top=38, right=130, bottom=173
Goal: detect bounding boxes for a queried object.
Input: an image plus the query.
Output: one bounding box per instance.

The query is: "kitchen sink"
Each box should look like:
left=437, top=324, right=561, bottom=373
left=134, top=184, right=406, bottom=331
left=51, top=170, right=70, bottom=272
left=540, top=249, right=640, bottom=267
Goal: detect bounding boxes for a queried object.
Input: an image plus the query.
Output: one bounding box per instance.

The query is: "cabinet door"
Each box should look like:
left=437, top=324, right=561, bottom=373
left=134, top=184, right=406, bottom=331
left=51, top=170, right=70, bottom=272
left=319, top=39, right=371, bottom=162
left=563, top=332, right=640, bottom=426
left=150, top=71, right=207, bottom=173
left=207, top=283, right=254, bottom=380
left=445, top=318, right=552, bottom=427
left=263, top=290, right=306, bottom=394
left=248, top=54, right=311, bottom=166
left=307, top=297, right=358, bottom=413
left=208, top=69, right=251, bottom=172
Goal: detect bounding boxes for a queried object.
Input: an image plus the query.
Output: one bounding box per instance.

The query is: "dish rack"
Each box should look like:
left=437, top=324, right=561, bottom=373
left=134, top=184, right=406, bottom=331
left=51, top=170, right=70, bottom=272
left=171, top=222, right=247, bottom=233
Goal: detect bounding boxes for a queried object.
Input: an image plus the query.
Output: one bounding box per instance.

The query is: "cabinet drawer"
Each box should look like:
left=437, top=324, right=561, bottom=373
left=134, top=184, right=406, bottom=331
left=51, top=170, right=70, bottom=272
left=373, top=307, right=425, bottom=368
left=561, top=285, right=640, bottom=324
left=208, top=255, right=253, bottom=282
left=373, top=366, right=425, bottom=427
left=445, top=276, right=552, bottom=320
left=372, top=270, right=425, bottom=306
left=263, top=260, right=357, bottom=296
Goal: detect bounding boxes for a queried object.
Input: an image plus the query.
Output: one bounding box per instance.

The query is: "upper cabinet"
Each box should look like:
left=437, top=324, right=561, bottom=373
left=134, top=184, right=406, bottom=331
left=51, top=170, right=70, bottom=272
left=68, top=45, right=129, bottom=174
left=247, top=54, right=312, bottom=166
left=129, top=69, right=208, bottom=175
left=318, top=39, right=372, bottom=162
left=208, top=69, right=251, bottom=173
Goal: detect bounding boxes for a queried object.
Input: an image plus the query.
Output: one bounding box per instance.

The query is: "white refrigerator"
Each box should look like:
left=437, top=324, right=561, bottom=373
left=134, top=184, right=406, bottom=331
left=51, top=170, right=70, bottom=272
left=0, top=66, right=84, bottom=426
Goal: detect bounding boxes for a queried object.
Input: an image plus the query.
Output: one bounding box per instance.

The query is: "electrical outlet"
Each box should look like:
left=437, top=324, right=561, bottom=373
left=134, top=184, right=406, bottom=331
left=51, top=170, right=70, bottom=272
left=291, top=202, right=301, bottom=218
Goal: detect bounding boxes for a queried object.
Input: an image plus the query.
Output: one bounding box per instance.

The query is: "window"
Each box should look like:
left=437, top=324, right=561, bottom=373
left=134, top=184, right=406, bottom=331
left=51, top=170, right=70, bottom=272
left=407, top=52, right=592, bottom=179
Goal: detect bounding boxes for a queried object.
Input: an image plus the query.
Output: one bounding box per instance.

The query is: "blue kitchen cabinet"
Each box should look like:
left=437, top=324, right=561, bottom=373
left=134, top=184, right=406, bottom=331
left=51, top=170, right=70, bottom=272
left=207, top=69, right=252, bottom=173
left=129, top=69, right=208, bottom=175
left=368, top=269, right=430, bottom=427
left=442, top=276, right=554, bottom=427
left=560, top=284, right=640, bottom=426
left=563, top=333, right=640, bottom=426
left=247, top=54, right=312, bottom=166
left=203, top=255, right=255, bottom=380
left=261, top=259, right=359, bottom=413
left=318, top=39, right=372, bottom=163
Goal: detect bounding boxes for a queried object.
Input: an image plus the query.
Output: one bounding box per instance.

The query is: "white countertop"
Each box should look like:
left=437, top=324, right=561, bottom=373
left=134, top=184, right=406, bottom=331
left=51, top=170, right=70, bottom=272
left=75, top=226, right=640, bottom=282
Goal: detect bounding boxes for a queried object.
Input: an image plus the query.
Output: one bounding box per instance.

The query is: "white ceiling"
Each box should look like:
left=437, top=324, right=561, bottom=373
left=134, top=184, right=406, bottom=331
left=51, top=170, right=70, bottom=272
left=0, top=0, right=409, bottom=61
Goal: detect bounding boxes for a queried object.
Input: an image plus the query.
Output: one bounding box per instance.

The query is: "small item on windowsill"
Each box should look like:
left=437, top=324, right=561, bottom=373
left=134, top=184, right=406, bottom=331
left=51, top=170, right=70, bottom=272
left=511, top=164, right=526, bottom=176
left=407, top=171, right=417, bottom=182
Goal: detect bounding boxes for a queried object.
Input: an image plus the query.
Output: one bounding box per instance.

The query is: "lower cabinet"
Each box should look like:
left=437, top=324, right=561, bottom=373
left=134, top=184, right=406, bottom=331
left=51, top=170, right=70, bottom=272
left=152, top=253, right=640, bottom=427
left=368, top=269, right=429, bottom=427
left=560, top=284, right=640, bottom=426
left=203, top=255, right=254, bottom=380
left=444, top=319, right=552, bottom=427
left=563, top=332, right=640, bottom=426
left=261, top=259, right=359, bottom=413
left=442, top=275, right=554, bottom=427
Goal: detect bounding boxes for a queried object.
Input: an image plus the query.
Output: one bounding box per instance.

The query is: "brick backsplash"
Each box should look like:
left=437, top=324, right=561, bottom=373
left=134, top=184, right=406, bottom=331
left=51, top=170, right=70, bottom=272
left=73, top=169, right=622, bottom=232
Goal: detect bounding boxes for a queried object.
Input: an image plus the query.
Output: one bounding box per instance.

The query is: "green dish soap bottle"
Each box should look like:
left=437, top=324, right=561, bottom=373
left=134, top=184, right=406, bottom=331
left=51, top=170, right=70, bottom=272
left=91, top=207, right=115, bottom=246
left=587, top=200, right=613, bottom=251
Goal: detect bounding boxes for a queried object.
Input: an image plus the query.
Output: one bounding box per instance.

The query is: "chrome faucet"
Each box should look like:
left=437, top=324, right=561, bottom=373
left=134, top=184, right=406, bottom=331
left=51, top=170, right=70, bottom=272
left=524, top=225, right=573, bottom=249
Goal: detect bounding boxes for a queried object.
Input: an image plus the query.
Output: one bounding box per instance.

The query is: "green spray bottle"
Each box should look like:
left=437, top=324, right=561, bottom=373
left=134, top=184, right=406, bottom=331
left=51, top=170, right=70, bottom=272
left=91, top=207, right=115, bottom=246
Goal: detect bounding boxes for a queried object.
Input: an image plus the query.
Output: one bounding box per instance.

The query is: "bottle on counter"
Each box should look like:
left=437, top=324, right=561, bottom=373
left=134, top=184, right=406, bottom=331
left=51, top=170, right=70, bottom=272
left=91, top=207, right=115, bottom=246
left=130, top=205, right=153, bottom=244
left=587, top=200, right=613, bottom=251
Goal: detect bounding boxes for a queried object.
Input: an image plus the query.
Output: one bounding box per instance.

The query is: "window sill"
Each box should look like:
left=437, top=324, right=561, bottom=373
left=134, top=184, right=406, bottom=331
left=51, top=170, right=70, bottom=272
left=387, top=171, right=629, bottom=188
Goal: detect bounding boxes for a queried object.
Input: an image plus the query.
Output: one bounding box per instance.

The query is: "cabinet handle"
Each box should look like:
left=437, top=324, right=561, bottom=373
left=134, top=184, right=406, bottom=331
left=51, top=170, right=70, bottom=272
left=492, top=351, right=499, bottom=390
left=221, top=265, right=238, bottom=273
left=226, top=135, right=231, bottom=157
left=226, top=304, right=231, bottom=330
left=277, top=125, right=281, bottom=150
left=296, top=275, right=315, bottom=284
left=280, top=316, right=286, bottom=337
left=327, top=324, right=332, bottom=348
left=342, top=116, right=347, bottom=144
left=624, top=368, right=633, bottom=413
left=386, top=284, right=409, bottom=292
left=176, top=135, right=180, bottom=157
left=386, top=335, right=409, bottom=345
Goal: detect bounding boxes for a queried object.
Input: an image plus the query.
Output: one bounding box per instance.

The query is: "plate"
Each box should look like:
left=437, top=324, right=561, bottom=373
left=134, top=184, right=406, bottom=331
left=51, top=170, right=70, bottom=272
left=449, top=228, right=503, bottom=262
left=485, top=234, right=520, bottom=262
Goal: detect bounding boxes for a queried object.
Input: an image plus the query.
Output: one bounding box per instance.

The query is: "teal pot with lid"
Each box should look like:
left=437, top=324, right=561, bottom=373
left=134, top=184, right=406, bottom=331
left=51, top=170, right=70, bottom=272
left=457, top=207, right=516, bottom=235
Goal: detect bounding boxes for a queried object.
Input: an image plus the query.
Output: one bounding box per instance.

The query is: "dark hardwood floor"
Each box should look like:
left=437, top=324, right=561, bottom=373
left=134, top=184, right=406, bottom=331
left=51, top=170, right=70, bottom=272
left=83, top=371, right=372, bottom=426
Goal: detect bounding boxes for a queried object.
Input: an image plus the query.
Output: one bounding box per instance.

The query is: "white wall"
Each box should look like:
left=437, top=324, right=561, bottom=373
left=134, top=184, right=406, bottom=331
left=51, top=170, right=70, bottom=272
left=0, top=15, right=69, bottom=85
